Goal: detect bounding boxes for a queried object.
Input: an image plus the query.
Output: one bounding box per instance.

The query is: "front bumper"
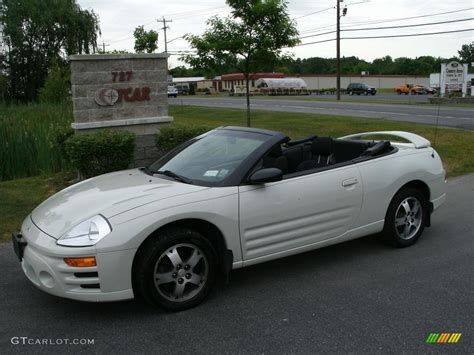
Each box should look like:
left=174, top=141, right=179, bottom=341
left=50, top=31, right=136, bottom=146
left=14, top=216, right=135, bottom=302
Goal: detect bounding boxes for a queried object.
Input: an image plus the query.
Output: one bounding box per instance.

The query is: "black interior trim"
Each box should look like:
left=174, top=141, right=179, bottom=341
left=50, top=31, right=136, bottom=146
left=285, top=135, right=317, bottom=147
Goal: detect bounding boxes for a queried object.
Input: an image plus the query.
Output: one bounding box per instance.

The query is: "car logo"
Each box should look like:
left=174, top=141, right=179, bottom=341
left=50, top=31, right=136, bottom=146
left=95, top=88, right=119, bottom=106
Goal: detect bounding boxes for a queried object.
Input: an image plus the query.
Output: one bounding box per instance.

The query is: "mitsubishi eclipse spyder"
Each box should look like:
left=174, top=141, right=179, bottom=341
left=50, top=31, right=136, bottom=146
left=12, top=127, right=446, bottom=311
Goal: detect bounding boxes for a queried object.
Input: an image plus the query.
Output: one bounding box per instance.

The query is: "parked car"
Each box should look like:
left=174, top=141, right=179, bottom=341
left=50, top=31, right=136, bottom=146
left=417, top=85, right=437, bottom=95
left=167, top=85, right=178, bottom=98
left=394, top=84, right=427, bottom=95
left=175, top=85, right=189, bottom=95
left=12, top=127, right=446, bottom=311
left=347, top=83, right=377, bottom=96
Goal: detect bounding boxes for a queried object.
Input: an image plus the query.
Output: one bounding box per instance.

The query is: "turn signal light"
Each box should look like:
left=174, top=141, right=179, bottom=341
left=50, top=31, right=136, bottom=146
left=64, top=257, right=96, bottom=267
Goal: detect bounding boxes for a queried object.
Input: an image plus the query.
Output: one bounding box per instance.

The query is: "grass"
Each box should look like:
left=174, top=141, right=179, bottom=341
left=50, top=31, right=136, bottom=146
left=0, top=103, right=473, bottom=242
left=0, top=102, right=72, bottom=181
left=0, top=172, right=77, bottom=241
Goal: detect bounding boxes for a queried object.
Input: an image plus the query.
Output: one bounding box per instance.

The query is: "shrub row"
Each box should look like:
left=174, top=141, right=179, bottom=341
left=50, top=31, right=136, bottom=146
left=155, top=124, right=212, bottom=152
left=55, top=124, right=213, bottom=179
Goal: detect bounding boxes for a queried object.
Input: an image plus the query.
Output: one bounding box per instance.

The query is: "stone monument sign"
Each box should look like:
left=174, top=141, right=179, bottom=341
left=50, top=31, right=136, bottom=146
left=69, top=53, right=173, bottom=166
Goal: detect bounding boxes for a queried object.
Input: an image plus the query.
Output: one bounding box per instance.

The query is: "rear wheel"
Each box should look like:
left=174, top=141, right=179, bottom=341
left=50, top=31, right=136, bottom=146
left=382, top=188, right=428, bottom=247
left=134, top=227, right=218, bottom=311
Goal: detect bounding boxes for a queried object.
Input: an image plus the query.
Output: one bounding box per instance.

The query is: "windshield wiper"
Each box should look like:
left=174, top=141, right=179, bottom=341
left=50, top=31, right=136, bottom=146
left=154, top=170, right=193, bottom=184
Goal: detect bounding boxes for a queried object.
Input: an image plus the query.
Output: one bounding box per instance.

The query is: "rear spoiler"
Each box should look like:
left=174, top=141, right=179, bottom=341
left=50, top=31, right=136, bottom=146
left=339, top=131, right=431, bottom=149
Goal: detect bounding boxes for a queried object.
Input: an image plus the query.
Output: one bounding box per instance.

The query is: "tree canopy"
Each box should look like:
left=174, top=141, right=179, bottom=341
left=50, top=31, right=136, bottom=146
left=0, top=0, right=100, bottom=101
left=184, top=0, right=299, bottom=126
left=133, top=26, right=159, bottom=54
left=458, top=42, right=474, bottom=64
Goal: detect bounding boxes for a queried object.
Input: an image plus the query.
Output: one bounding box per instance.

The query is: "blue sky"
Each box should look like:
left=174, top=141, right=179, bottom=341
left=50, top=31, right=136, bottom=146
left=77, top=0, right=474, bottom=67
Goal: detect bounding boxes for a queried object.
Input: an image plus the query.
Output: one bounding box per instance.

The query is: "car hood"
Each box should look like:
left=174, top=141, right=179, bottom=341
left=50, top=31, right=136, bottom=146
left=31, top=169, right=209, bottom=239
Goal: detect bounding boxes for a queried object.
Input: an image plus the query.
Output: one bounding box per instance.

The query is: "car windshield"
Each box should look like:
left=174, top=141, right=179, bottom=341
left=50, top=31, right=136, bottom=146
left=149, top=130, right=268, bottom=184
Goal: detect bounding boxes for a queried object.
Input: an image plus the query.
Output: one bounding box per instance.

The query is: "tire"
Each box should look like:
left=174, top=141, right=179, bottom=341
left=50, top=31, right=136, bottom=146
left=382, top=187, right=428, bottom=247
left=133, top=227, right=218, bottom=311
left=397, top=90, right=401, bottom=95
left=349, top=91, right=354, bottom=96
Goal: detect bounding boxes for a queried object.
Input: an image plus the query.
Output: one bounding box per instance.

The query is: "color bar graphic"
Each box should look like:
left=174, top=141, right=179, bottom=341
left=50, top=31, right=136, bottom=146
left=426, top=333, right=462, bottom=344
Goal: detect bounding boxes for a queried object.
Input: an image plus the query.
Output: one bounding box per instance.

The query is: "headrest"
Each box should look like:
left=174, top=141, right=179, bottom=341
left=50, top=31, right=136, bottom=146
left=311, top=137, right=334, bottom=155
left=267, top=145, right=282, bottom=158
left=274, top=156, right=288, bottom=172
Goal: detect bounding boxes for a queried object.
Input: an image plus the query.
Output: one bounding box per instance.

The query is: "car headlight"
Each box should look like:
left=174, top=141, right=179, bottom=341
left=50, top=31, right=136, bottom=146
left=57, top=215, right=112, bottom=247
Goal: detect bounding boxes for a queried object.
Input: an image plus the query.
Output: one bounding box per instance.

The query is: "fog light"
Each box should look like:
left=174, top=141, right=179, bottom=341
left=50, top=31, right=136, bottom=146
left=64, top=257, right=96, bottom=267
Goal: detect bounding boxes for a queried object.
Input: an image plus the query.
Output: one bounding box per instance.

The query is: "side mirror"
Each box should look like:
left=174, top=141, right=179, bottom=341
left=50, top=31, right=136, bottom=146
left=249, top=168, right=283, bottom=184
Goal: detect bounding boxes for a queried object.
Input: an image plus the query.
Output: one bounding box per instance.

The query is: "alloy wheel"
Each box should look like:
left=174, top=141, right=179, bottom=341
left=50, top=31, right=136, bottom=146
left=153, top=243, right=208, bottom=302
left=394, top=197, right=423, bottom=240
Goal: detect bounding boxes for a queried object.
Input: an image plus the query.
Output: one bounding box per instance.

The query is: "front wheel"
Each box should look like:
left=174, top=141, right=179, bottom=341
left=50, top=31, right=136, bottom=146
left=133, top=227, right=218, bottom=311
left=382, top=188, right=428, bottom=247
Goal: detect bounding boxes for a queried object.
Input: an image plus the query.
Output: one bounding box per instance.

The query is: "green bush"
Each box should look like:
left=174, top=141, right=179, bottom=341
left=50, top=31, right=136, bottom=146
left=53, top=126, right=74, bottom=156
left=65, top=130, right=136, bottom=178
left=38, top=64, right=70, bottom=103
left=155, top=124, right=212, bottom=152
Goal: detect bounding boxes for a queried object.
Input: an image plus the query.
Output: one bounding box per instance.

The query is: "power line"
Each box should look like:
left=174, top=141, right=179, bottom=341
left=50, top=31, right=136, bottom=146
left=162, top=6, right=227, bottom=19
left=107, top=7, right=228, bottom=44
left=342, top=17, right=473, bottom=31
left=298, top=7, right=474, bottom=35
left=299, top=17, right=473, bottom=40
left=292, top=7, right=334, bottom=20
left=300, top=30, right=336, bottom=40
left=295, top=27, right=473, bottom=47
left=343, top=28, right=474, bottom=39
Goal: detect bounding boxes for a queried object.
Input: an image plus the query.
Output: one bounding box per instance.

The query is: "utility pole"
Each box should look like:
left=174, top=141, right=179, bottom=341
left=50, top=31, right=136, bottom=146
left=101, top=41, right=110, bottom=53
left=160, top=17, right=173, bottom=53
left=336, top=1, right=348, bottom=101
left=336, top=0, right=341, bottom=101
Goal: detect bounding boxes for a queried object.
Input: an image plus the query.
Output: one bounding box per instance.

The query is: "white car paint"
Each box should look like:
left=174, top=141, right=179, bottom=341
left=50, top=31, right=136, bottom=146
left=17, top=130, right=446, bottom=302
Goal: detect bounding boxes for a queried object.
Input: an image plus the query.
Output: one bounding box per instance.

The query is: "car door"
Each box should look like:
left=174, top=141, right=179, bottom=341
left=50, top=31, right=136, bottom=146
left=238, top=165, right=363, bottom=262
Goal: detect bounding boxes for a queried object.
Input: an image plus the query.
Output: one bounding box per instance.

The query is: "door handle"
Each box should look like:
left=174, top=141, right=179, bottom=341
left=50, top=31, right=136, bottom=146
left=342, top=178, right=359, bottom=187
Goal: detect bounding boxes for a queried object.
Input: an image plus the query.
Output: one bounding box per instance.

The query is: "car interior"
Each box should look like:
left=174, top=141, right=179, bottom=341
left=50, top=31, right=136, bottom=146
left=262, top=136, right=395, bottom=177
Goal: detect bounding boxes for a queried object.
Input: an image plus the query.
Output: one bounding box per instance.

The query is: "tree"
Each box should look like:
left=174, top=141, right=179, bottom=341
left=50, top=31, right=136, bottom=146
left=0, top=0, right=100, bottom=102
left=184, top=0, right=299, bottom=127
left=38, top=62, right=70, bottom=103
left=169, top=66, right=206, bottom=78
left=133, top=26, right=158, bottom=53
left=458, top=42, right=474, bottom=64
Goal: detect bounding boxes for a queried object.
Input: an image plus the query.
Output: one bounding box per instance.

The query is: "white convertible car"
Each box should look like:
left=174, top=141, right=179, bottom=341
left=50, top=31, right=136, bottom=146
left=13, top=127, right=446, bottom=311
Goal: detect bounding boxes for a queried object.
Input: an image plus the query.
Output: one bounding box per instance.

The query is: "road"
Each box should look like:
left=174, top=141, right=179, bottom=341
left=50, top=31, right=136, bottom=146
left=0, top=174, right=473, bottom=353
left=170, top=96, right=474, bottom=130
left=289, top=93, right=431, bottom=103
